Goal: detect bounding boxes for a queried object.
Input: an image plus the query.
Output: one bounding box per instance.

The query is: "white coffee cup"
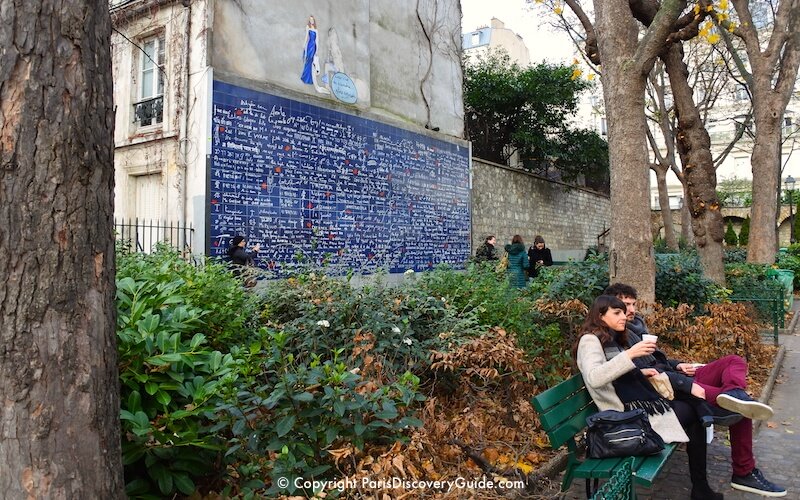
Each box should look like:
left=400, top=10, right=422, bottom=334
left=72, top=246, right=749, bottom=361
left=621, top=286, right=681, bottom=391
left=642, top=334, right=658, bottom=343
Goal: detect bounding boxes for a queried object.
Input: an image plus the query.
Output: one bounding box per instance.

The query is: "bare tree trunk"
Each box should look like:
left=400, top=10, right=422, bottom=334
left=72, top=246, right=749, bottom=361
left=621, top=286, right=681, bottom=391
left=595, top=0, right=661, bottom=302
left=663, top=44, right=726, bottom=284
left=748, top=116, right=782, bottom=262
left=653, top=164, right=679, bottom=250
left=0, top=1, right=123, bottom=497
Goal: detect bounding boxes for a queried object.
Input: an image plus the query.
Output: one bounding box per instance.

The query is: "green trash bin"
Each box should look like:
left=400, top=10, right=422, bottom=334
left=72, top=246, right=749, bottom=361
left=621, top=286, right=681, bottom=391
left=767, top=268, right=794, bottom=312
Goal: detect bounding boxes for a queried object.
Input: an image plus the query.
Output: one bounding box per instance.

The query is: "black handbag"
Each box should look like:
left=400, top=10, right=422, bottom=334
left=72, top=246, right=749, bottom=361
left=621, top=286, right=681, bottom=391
left=585, top=409, right=665, bottom=459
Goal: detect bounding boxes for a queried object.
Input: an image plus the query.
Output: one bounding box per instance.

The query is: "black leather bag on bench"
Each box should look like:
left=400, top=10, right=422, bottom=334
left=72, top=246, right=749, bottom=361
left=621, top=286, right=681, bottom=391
left=585, top=409, right=665, bottom=459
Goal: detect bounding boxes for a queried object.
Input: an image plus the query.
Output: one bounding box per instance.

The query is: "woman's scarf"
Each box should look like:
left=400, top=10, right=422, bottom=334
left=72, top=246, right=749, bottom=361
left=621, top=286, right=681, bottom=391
left=603, top=334, right=672, bottom=416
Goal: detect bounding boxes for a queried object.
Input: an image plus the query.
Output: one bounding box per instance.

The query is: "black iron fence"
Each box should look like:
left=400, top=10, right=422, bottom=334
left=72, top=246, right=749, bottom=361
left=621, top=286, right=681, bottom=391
left=115, top=218, right=194, bottom=255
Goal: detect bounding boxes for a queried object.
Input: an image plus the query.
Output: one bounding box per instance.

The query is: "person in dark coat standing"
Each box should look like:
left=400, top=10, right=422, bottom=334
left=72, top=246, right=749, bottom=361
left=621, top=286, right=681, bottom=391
left=505, top=235, right=529, bottom=288
left=528, top=235, right=553, bottom=278
left=227, top=235, right=260, bottom=271
left=474, top=235, right=499, bottom=263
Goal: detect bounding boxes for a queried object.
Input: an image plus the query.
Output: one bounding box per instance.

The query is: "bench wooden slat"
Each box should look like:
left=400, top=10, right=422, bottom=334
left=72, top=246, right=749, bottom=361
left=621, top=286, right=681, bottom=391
left=572, top=444, right=678, bottom=484
left=533, top=374, right=599, bottom=448
left=631, top=444, right=678, bottom=486
left=536, top=386, right=594, bottom=431
left=574, top=456, right=627, bottom=478
left=546, top=404, right=597, bottom=449
left=532, top=374, right=586, bottom=413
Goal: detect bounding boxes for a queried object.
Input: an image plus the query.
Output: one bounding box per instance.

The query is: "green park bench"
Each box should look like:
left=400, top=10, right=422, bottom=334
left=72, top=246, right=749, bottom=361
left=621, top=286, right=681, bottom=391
left=531, top=374, right=677, bottom=499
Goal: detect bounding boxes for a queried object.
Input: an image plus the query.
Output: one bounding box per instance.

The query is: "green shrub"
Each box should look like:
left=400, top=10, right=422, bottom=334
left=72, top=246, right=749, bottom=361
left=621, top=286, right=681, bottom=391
left=724, top=248, right=748, bottom=264
left=529, top=253, right=609, bottom=305
left=786, top=243, right=800, bottom=257
left=116, top=276, right=237, bottom=498
left=724, top=221, right=738, bottom=246
left=655, top=253, right=722, bottom=309
left=260, top=272, right=481, bottom=376
left=738, top=216, right=750, bottom=246
left=794, top=202, right=800, bottom=245
left=215, top=333, right=425, bottom=497
left=417, top=263, right=536, bottom=338
left=584, top=245, right=607, bottom=260
left=117, top=246, right=260, bottom=348
left=653, top=237, right=670, bottom=254
left=725, top=263, right=786, bottom=320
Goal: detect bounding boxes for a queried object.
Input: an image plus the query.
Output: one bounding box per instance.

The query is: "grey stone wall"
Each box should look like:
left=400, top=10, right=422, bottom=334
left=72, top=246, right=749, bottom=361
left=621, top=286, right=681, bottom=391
left=471, top=158, right=610, bottom=261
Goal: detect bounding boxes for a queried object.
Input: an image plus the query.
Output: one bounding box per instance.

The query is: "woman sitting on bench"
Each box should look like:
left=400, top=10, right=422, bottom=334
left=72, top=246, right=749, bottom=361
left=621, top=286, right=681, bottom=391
left=574, top=295, right=723, bottom=500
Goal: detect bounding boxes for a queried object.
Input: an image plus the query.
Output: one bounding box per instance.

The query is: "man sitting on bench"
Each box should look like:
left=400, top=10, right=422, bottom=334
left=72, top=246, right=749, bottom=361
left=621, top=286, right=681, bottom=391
left=604, top=283, right=786, bottom=498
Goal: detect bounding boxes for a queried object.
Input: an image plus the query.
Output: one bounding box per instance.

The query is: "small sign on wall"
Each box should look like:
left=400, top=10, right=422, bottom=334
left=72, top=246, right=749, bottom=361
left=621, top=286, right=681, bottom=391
left=330, top=72, right=357, bottom=104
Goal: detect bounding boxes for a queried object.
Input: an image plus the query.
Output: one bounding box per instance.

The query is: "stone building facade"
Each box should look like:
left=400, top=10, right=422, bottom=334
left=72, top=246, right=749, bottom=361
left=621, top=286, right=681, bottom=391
left=110, top=0, right=466, bottom=256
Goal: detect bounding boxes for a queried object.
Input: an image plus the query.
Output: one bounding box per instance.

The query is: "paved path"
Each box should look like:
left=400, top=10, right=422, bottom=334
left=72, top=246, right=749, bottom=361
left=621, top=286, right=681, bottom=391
left=546, top=328, right=800, bottom=499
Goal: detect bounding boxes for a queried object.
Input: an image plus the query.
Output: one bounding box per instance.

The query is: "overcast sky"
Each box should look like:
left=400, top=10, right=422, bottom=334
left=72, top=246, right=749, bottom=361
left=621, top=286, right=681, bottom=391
left=460, top=0, right=575, bottom=64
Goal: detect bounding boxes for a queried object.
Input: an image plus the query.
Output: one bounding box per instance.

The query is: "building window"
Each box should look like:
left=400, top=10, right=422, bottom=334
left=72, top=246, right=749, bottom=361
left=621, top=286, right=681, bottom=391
left=735, top=85, right=749, bottom=101
left=600, top=117, right=607, bottom=136
left=471, top=32, right=480, bottom=46
left=134, top=33, right=165, bottom=127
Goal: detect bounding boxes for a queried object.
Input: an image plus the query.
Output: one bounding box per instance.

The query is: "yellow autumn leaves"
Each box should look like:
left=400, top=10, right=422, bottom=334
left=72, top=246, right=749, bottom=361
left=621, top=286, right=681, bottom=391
left=695, top=0, right=738, bottom=44
left=569, top=58, right=596, bottom=81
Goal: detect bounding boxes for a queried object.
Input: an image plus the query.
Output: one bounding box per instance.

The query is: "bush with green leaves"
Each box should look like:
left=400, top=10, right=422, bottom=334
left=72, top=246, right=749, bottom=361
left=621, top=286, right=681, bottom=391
left=215, top=331, right=425, bottom=497
left=786, top=243, right=800, bottom=257
left=417, top=263, right=536, bottom=336
left=725, top=263, right=786, bottom=321
left=653, top=237, right=674, bottom=254
left=260, top=272, right=481, bottom=377
left=415, top=264, right=576, bottom=383
left=738, top=216, right=751, bottom=246
left=655, top=253, right=722, bottom=309
left=724, top=248, right=748, bottom=264
left=117, top=246, right=260, bottom=348
left=116, top=276, right=238, bottom=498
left=529, top=253, right=610, bottom=305
left=724, top=221, right=738, bottom=246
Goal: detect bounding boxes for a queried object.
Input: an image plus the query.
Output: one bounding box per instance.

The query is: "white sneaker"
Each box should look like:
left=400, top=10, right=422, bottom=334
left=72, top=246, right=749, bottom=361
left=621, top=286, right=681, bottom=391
left=716, top=389, right=774, bottom=421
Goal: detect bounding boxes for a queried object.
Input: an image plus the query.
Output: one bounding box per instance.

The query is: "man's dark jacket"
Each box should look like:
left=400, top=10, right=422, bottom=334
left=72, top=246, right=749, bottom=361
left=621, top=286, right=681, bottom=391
left=627, top=314, right=693, bottom=396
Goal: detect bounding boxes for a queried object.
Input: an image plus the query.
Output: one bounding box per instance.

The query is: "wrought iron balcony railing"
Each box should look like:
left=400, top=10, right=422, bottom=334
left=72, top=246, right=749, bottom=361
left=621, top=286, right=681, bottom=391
left=133, top=96, right=163, bottom=126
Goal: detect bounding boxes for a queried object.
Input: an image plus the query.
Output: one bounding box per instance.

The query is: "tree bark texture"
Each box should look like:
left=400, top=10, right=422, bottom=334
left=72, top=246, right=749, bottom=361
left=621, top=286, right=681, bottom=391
left=747, top=107, right=782, bottom=263
left=662, top=44, right=725, bottom=284
left=653, top=164, right=679, bottom=249
left=680, top=196, right=695, bottom=245
left=0, top=1, right=123, bottom=497
left=595, top=0, right=657, bottom=301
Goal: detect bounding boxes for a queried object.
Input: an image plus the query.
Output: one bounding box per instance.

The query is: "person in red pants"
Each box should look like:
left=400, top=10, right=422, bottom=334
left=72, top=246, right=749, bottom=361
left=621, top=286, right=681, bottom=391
left=604, top=284, right=787, bottom=497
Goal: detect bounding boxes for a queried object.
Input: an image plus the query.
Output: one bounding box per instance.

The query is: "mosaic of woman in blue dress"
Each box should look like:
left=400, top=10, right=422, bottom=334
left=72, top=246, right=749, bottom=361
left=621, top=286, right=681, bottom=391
left=301, top=16, right=320, bottom=85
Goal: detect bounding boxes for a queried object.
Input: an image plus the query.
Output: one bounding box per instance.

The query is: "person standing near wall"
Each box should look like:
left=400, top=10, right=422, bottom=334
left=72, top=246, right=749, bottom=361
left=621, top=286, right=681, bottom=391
left=527, top=235, right=553, bottom=278
left=505, top=235, right=529, bottom=288
left=474, top=235, right=499, bottom=263
left=228, top=236, right=260, bottom=269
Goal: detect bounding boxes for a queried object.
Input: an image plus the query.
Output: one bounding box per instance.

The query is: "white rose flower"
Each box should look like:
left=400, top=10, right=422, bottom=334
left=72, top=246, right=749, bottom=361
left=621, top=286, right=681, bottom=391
left=404, top=269, right=415, bottom=276
left=403, top=337, right=413, bottom=346
left=392, top=326, right=401, bottom=334
left=316, top=320, right=330, bottom=328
